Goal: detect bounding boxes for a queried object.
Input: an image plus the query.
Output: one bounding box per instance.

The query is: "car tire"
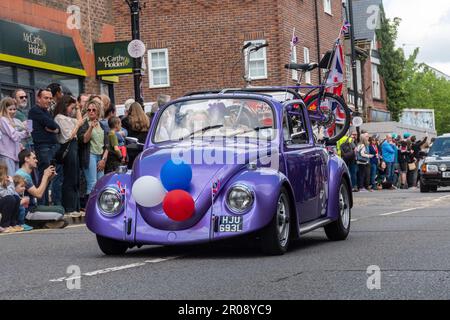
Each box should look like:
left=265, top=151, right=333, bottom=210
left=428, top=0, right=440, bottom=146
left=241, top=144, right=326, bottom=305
left=420, top=183, right=430, bottom=193
left=260, top=187, right=291, bottom=255
left=96, top=235, right=129, bottom=255
left=324, top=181, right=351, bottom=241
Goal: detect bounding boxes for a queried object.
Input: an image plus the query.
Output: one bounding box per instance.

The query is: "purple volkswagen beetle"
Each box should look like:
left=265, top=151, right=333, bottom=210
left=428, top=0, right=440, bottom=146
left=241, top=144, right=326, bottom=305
left=86, top=93, right=352, bottom=255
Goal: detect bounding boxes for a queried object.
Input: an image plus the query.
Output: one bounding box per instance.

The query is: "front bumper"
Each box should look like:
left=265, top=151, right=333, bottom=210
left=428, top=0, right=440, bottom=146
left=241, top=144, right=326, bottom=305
left=420, top=172, right=450, bottom=186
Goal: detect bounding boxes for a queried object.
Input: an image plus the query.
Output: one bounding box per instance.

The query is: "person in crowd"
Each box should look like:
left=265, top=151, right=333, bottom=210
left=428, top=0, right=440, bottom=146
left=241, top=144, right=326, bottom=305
left=78, top=100, right=109, bottom=204
left=15, top=150, right=66, bottom=229
left=368, top=136, right=380, bottom=190
left=356, top=135, right=374, bottom=192
left=28, top=88, right=62, bottom=206
left=122, top=98, right=135, bottom=119
left=13, top=175, right=32, bottom=231
left=0, top=163, right=23, bottom=233
left=78, top=93, right=91, bottom=117
left=121, top=102, right=150, bottom=143
left=101, top=94, right=111, bottom=113
left=12, top=89, right=31, bottom=120
left=381, top=134, right=397, bottom=188
left=409, top=135, right=428, bottom=188
left=0, top=97, right=31, bottom=175
left=147, top=94, right=170, bottom=121
left=397, top=140, right=412, bottom=189
left=105, top=117, right=126, bottom=174
left=47, top=83, right=64, bottom=114
left=54, top=95, right=83, bottom=217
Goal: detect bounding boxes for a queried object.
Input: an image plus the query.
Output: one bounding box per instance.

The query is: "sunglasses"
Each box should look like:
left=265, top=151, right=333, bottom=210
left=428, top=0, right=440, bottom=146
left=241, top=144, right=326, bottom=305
left=87, top=108, right=97, bottom=112
left=19, top=96, right=27, bottom=100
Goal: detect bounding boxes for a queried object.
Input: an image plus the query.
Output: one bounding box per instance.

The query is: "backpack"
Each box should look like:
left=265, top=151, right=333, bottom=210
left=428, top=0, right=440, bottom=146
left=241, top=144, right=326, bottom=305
left=340, top=139, right=356, bottom=163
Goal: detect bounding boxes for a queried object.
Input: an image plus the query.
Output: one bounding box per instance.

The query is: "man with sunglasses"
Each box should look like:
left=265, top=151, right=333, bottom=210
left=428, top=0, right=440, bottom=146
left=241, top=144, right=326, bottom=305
left=12, top=89, right=31, bottom=121
left=28, top=88, right=62, bottom=206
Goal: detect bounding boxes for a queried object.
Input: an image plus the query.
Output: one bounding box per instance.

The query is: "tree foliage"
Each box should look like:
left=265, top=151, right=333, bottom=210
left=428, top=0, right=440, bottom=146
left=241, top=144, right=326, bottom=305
left=377, top=6, right=450, bottom=134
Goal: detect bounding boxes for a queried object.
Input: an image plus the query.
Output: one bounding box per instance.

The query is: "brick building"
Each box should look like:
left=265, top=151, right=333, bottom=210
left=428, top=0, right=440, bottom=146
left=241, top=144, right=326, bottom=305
left=112, top=0, right=344, bottom=105
left=345, top=0, right=389, bottom=122
left=0, top=0, right=116, bottom=106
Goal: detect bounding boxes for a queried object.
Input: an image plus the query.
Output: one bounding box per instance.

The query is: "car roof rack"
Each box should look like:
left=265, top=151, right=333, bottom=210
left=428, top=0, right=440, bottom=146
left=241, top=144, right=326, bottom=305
left=184, top=87, right=302, bottom=99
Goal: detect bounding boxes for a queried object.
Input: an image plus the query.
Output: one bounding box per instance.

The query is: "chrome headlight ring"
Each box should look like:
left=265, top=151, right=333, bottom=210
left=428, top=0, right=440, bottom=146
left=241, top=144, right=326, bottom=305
left=226, top=184, right=255, bottom=214
left=97, top=187, right=124, bottom=216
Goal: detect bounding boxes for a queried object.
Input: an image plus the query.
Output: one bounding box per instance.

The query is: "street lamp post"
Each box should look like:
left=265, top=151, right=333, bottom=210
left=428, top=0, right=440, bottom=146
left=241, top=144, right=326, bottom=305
left=126, top=0, right=144, bottom=105
left=343, top=0, right=360, bottom=137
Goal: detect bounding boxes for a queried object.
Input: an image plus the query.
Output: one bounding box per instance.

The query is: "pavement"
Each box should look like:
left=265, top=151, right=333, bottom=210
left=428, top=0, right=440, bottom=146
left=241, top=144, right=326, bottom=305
left=1, top=188, right=450, bottom=300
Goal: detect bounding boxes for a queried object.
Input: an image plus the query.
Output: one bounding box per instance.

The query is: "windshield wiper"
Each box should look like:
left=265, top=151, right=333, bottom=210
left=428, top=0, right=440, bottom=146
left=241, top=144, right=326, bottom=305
left=179, top=125, right=224, bottom=141
left=228, top=126, right=273, bottom=138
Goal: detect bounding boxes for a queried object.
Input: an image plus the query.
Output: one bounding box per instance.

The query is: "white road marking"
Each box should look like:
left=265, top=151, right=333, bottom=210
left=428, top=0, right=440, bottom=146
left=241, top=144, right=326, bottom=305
left=379, top=207, right=427, bottom=216
left=351, top=219, right=358, bottom=222
left=0, top=224, right=86, bottom=236
left=49, top=256, right=182, bottom=283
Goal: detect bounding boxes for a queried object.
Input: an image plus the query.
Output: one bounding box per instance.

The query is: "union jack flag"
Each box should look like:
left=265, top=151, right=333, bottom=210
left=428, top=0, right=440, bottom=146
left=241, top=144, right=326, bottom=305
left=117, top=181, right=126, bottom=195
left=341, top=20, right=351, bottom=35
left=211, top=179, right=221, bottom=197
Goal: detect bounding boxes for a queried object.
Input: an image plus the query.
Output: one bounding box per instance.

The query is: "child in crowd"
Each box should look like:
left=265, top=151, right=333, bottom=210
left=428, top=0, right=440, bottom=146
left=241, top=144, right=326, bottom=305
left=105, top=117, right=127, bottom=174
left=13, top=175, right=33, bottom=231
left=0, top=163, right=22, bottom=233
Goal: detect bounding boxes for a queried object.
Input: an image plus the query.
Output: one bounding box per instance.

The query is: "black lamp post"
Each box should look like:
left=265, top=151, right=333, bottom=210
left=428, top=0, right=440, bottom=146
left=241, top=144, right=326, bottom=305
left=125, top=0, right=144, bottom=105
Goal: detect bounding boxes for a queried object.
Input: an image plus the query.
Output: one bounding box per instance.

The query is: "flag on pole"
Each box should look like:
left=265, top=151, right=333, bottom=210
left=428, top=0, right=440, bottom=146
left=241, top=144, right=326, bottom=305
left=340, top=20, right=351, bottom=35
left=326, top=40, right=345, bottom=96
left=211, top=179, right=221, bottom=198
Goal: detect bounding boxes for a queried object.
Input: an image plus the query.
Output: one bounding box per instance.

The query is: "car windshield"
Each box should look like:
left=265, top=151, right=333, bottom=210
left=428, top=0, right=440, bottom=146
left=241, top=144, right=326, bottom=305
left=153, top=98, right=276, bottom=143
left=429, top=137, right=450, bottom=156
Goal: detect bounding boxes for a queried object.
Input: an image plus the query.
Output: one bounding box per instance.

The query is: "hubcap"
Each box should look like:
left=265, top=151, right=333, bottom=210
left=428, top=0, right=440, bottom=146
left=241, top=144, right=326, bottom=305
left=339, top=184, right=350, bottom=229
left=277, top=194, right=290, bottom=247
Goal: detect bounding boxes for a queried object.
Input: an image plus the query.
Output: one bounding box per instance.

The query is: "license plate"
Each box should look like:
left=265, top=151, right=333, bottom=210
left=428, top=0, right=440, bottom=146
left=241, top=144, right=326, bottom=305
left=217, top=216, right=243, bottom=232
left=443, top=172, right=450, bottom=178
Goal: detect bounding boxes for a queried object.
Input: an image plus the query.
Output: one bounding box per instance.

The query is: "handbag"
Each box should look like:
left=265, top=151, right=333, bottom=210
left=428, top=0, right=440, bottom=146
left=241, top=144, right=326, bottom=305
left=55, top=139, right=73, bottom=164
left=408, top=162, right=417, bottom=171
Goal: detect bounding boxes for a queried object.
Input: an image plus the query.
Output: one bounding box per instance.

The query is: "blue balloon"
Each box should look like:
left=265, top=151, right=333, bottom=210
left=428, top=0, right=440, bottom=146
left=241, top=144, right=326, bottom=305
left=160, top=160, right=192, bottom=191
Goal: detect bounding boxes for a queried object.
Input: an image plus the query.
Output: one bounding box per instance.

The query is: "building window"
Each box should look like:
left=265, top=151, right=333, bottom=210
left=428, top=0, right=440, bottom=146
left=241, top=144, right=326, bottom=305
left=303, top=47, right=311, bottom=84
left=345, top=56, right=353, bottom=89
left=356, top=60, right=362, bottom=93
left=291, top=46, right=298, bottom=81
left=244, top=40, right=268, bottom=80
left=323, top=0, right=332, bottom=15
left=149, top=48, right=170, bottom=88
left=372, top=63, right=381, bottom=99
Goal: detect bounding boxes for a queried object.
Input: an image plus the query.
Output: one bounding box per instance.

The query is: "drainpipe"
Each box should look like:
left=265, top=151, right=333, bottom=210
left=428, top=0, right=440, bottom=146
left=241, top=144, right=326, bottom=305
left=314, top=0, right=322, bottom=83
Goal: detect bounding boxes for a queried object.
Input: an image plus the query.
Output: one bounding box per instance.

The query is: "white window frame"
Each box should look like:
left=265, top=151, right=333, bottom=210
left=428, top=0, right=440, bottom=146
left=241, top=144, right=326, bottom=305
left=356, top=60, right=363, bottom=93
left=244, top=40, right=268, bottom=80
left=345, top=55, right=353, bottom=89
left=323, top=0, right=332, bottom=15
left=372, top=63, right=381, bottom=99
left=148, top=48, right=170, bottom=88
left=303, top=47, right=311, bottom=84
left=291, top=46, right=298, bottom=81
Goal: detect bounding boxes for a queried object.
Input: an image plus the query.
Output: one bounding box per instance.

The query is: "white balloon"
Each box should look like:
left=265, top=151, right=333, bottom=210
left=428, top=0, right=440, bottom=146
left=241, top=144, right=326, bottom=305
left=132, top=176, right=166, bottom=207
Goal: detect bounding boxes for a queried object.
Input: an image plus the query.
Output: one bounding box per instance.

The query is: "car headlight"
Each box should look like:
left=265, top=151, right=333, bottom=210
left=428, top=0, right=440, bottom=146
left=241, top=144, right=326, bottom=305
left=426, top=164, right=439, bottom=172
left=98, top=188, right=123, bottom=216
left=226, top=184, right=254, bottom=214
left=439, top=164, right=447, bottom=172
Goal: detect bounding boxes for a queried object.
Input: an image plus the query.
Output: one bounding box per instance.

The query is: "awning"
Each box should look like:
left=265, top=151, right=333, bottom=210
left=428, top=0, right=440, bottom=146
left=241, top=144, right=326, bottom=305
left=0, top=19, right=86, bottom=76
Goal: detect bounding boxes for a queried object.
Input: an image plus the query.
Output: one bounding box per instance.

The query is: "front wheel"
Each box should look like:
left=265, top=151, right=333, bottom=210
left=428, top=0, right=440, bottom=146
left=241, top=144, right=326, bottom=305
left=260, top=188, right=291, bottom=255
left=324, top=181, right=351, bottom=241
left=305, top=92, right=351, bottom=144
left=96, top=235, right=129, bottom=255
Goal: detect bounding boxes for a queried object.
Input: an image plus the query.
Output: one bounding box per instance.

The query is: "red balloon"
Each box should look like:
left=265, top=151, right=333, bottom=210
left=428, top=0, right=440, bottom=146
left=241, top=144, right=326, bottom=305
left=163, top=190, right=195, bottom=222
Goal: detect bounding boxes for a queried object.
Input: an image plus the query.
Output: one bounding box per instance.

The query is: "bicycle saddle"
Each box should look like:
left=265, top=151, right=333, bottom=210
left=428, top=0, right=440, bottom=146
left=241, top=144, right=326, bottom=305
left=284, top=62, right=318, bottom=71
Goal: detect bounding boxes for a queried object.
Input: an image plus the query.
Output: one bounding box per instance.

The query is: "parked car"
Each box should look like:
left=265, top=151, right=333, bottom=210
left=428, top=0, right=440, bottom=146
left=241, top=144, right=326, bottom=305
left=86, top=93, right=353, bottom=255
left=420, top=134, right=450, bottom=192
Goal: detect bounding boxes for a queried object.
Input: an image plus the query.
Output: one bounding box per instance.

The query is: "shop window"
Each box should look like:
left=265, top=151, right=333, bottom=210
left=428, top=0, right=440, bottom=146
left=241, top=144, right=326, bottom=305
left=17, top=68, right=32, bottom=86
left=0, top=66, right=14, bottom=84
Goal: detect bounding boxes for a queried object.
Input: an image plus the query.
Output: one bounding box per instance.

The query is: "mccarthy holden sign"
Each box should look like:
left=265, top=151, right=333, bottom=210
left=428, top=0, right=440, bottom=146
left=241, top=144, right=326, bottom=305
left=94, top=41, right=133, bottom=76
left=0, top=19, right=85, bottom=76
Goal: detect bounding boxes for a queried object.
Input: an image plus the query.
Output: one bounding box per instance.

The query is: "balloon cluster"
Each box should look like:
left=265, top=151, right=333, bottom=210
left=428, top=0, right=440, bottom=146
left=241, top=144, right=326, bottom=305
left=131, top=160, right=195, bottom=221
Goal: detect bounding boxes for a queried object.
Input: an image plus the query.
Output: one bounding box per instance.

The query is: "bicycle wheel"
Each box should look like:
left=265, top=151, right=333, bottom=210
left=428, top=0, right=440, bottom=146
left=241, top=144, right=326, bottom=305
left=305, top=92, right=351, bottom=144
